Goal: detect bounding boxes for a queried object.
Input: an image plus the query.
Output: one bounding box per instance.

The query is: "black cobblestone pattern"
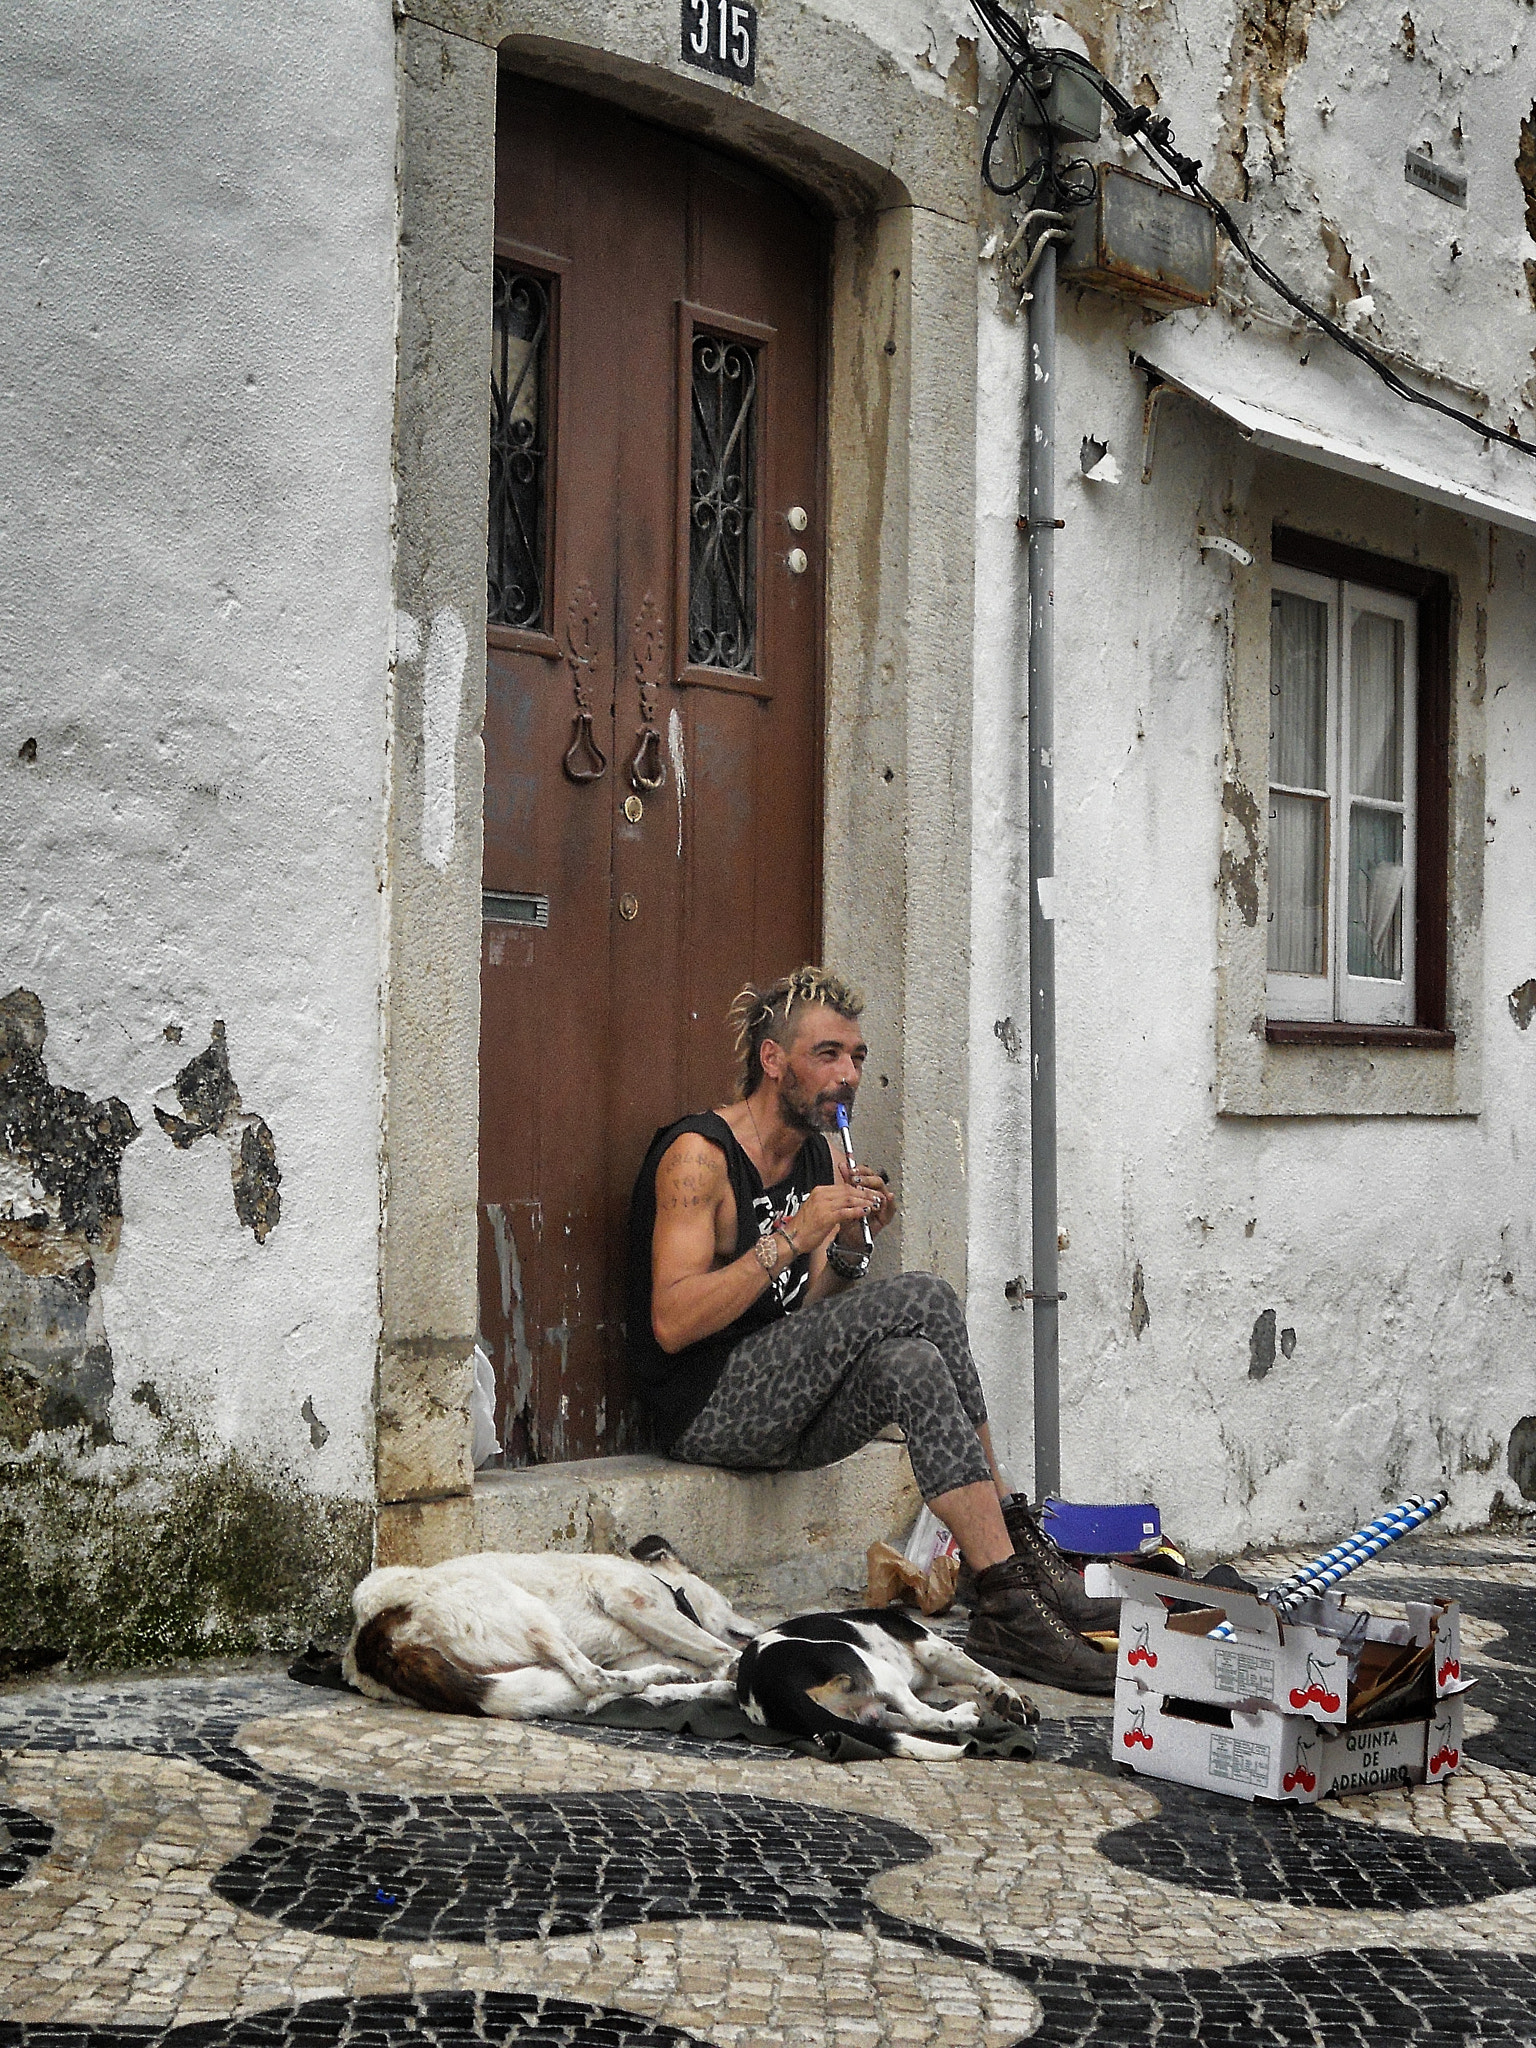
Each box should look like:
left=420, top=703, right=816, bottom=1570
left=0, top=1677, right=294, bottom=1787
left=212, top=1788, right=932, bottom=1943
left=872, top=1914, right=1536, bottom=2044
left=0, top=1804, right=53, bottom=1889
left=0, top=1991, right=712, bottom=2048
left=991, top=1942, right=1536, bottom=2045
left=1095, top=1775, right=1536, bottom=1908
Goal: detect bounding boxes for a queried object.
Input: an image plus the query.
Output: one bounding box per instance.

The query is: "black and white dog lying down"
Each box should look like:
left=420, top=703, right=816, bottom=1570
left=344, top=1536, right=754, bottom=1720
left=737, top=1608, right=1040, bottom=1759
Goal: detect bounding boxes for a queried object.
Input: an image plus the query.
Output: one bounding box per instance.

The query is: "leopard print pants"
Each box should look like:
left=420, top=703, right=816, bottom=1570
left=667, top=1271, right=993, bottom=1500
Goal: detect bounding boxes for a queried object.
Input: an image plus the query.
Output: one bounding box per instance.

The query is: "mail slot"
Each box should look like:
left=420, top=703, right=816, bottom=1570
left=483, top=890, right=549, bottom=928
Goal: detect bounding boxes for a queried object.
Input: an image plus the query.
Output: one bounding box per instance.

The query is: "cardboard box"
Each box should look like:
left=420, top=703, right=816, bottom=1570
left=1111, top=1681, right=1466, bottom=1804
left=1085, top=1562, right=1464, bottom=1726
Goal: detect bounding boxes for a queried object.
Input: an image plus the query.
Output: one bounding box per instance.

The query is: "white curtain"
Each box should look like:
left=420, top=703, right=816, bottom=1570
left=1350, top=611, right=1403, bottom=802
left=1347, top=611, right=1405, bottom=979
left=1349, top=807, right=1404, bottom=979
left=1269, top=593, right=1329, bottom=975
left=1270, top=592, right=1328, bottom=790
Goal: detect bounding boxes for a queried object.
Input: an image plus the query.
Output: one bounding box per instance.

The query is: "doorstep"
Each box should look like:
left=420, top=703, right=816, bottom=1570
left=373, top=1440, right=922, bottom=1608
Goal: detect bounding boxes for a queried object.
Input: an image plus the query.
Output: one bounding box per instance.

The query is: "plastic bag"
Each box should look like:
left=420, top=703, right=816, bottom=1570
left=902, top=1503, right=962, bottom=1573
left=471, top=1344, right=501, bottom=1468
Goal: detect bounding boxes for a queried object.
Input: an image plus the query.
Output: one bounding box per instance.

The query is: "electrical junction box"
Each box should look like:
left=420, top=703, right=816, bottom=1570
left=1062, top=163, right=1217, bottom=307
left=1038, top=62, right=1102, bottom=142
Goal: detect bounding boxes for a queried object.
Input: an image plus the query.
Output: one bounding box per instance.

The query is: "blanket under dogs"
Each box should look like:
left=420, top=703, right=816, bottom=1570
left=287, top=1643, right=1038, bottom=1762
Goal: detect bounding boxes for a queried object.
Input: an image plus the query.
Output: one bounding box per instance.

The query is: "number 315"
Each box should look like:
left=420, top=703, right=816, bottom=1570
left=687, top=0, right=751, bottom=68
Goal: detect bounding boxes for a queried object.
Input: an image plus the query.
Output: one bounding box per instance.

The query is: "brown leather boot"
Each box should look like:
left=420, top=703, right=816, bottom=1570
left=1003, top=1497, right=1123, bottom=1634
left=966, top=1555, right=1118, bottom=1695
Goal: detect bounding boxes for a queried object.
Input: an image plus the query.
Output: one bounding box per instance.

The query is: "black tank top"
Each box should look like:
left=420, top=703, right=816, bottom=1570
left=627, top=1110, right=835, bottom=1447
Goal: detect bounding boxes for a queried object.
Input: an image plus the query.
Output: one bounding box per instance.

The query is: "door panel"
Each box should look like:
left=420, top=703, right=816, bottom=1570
left=480, top=75, right=825, bottom=1463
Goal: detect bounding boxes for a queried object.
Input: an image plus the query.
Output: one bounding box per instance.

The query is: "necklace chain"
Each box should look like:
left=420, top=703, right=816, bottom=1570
left=745, top=1093, right=768, bottom=1171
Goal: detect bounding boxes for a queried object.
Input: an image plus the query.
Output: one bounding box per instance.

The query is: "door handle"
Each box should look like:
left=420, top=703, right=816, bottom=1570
left=562, top=580, right=608, bottom=783
left=627, top=592, right=667, bottom=792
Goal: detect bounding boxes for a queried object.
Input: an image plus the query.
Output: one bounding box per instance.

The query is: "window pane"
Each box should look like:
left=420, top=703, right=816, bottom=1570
left=488, top=265, right=550, bottom=632
left=1268, top=792, right=1327, bottom=975
left=689, top=334, right=758, bottom=673
left=1350, top=611, right=1404, bottom=802
left=1270, top=592, right=1328, bottom=790
left=1348, top=805, right=1404, bottom=979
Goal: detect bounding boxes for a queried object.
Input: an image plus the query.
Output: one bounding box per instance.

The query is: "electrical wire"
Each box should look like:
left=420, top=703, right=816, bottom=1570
left=974, top=0, right=1095, bottom=208
left=971, top=0, right=1534, bottom=460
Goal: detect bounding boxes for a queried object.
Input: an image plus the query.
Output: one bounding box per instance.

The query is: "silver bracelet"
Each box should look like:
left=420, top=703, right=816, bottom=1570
left=825, top=1240, right=870, bottom=1282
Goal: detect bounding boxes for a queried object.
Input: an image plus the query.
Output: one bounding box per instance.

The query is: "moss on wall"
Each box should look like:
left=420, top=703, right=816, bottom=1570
left=0, top=1443, right=371, bottom=1673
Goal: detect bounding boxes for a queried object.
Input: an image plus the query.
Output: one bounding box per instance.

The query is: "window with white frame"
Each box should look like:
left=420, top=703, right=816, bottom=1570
left=1267, top=565, right=1418, bottom=1025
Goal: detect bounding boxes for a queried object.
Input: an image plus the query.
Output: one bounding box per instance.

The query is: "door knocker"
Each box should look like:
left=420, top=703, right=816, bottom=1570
left=562, top=580, right=608, bottom=783
left=627, top=591, right=667, bottom=793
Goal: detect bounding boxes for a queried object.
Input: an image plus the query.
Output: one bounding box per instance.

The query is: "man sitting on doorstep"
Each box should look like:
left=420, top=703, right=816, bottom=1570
left=627, top=964, right=1116, bottom=1695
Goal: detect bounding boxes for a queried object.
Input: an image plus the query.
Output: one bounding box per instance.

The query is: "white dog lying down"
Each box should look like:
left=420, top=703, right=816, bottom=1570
left=343, top=1537, right=755, bottom=1721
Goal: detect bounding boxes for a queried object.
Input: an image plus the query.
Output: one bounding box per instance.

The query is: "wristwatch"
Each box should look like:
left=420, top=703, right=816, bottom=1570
left=753, top=1234, right=782, bottom=1274
left=825, top=1240, right=870, bottom=1282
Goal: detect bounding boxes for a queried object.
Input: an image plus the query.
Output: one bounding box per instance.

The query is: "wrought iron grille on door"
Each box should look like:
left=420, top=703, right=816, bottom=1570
left=687, top=332, right=758, bottom=673
left=488, top=262, right=551, bottom=633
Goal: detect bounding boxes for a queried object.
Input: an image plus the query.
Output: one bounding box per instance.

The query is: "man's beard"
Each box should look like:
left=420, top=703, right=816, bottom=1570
left=779, top=1069, right=847, bottom=1136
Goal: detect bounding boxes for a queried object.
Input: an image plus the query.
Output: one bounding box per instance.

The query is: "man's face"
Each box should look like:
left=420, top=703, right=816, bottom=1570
left=769, top=1005, right=868, bottom=1135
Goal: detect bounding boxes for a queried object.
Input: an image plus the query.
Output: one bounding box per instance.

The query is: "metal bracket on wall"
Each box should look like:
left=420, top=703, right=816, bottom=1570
left=1140, top=378, right=1172, bottom=484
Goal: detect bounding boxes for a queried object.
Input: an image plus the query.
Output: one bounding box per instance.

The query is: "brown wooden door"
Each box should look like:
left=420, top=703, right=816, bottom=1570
left=479, top=75, right=825, bottom=1464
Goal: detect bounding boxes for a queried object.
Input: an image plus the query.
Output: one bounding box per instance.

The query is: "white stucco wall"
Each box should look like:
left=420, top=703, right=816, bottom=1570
left=966, top=0, right=1536, bottom=1549
left=0, top=0, right=398, bottom=1530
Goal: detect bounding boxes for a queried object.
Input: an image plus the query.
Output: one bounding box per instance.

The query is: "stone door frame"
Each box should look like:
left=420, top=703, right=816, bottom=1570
left=377, top=0, right=981, bottom=1509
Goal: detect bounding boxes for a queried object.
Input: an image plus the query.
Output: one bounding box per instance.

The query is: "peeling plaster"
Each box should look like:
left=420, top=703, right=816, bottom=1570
left=1518, top=104, right=1536, bottom=311
left=1219, top=776, right=1263, bottom=926
left=1510, top=1414, right=1536, bottom=1501
left=1130, top=1261, right=1151, bottom=1337
left=668, top=706, right=688, bottom=860
left=153, top=1023, right=282, bottom=1243
left=1249, top=1306, right=1278, bottom=1379
left=1214, top=0, right=1323, bottom=200
left=0, top=990, right=138, bottom=1454
left=486, top=1199, right=535, bottom=1459
left=301, top=1396, right=330, bottom=1449
left=1509, top=979, right=1536, bottom=1030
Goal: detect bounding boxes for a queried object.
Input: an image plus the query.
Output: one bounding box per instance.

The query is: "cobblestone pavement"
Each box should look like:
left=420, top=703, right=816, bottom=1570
left=2, top=1529, right=1535, bottom=2045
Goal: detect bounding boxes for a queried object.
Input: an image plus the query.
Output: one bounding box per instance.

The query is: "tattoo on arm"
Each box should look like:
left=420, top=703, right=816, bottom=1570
left=655, top=1142, right=726, bottom=1216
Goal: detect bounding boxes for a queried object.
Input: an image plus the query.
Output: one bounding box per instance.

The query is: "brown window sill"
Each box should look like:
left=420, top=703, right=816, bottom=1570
left=1266, top=1021, right=1456, bottom=1050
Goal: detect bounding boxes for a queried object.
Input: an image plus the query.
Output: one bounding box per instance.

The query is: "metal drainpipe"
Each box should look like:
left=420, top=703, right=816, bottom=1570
left=1011, top=213, right=1071, bottom=1502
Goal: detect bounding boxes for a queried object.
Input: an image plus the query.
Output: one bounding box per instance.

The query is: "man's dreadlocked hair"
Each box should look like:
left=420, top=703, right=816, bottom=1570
left=728, top=966, right=865, bottom=1100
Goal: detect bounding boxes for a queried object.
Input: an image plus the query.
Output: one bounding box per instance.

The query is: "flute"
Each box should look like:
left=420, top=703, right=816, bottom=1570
left=833, top=1103, right=875, bottom=1254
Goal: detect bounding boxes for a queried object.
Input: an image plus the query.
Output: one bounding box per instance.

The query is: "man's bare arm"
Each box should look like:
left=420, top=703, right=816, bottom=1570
left=650, top=1137, right=776, bottom=1354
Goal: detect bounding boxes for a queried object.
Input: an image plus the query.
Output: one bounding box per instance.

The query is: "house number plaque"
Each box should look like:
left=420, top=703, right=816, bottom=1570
left=681, top=0, right=757, bottom=85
